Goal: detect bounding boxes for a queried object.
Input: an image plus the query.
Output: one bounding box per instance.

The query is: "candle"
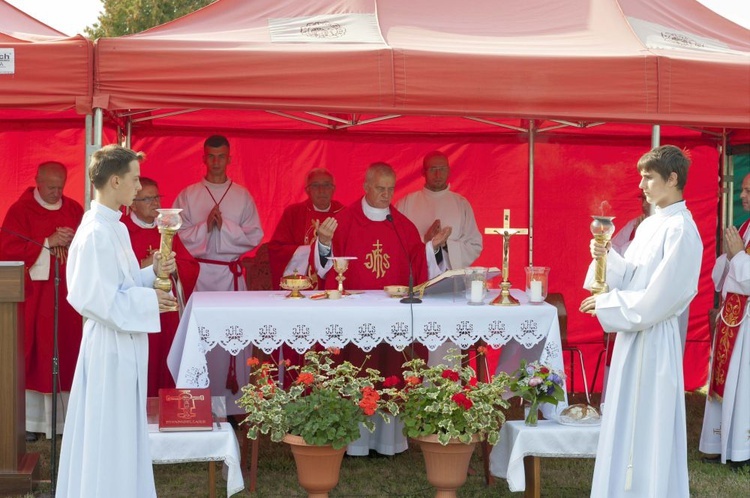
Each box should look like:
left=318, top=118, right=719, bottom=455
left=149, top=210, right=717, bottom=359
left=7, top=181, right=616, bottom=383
left=470, top=280, right=484, bottom=303
left=530, top=280, right=543, bottom=302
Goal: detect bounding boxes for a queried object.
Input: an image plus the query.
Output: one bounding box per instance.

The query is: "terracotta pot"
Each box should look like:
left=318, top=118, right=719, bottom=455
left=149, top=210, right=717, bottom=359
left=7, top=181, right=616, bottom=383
left=282, top=434, right=346, bottom=498
left=413, top=434, right=479, bottom=498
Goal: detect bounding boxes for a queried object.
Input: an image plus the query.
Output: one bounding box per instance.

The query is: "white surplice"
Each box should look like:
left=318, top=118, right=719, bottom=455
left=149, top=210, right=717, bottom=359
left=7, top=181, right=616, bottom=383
left=584, top=201, right=701, bottom=498
left=57, top=201, right=161, bottom=498
left=173, top=178, right=263, bottom=292
left=173, top=178, right=263, bottom=414
left=699, top=223, right=750, bottom=464
left=396, top=186, right=482, bottom=270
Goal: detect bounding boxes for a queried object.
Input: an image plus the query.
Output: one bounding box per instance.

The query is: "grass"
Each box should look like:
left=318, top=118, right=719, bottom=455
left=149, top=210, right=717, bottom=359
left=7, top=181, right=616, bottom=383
left=18, top=391, right=749, bottom=497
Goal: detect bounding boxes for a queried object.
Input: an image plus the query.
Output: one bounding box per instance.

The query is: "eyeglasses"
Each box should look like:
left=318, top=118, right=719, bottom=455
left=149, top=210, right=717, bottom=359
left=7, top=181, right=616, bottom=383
left=133, top=195, right=162, bottom=203
left=306, top=183, right=335, bottom=190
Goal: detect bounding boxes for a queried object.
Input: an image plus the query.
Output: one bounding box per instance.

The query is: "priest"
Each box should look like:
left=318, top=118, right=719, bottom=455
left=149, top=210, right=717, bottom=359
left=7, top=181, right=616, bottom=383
left=579, top=145, right=701, bottom=497
left=268, top=167, right=344, bottom=288
left=314, top=162, right=448, bottom=456
left=123, top=177, right=200, bottom=396
left=699, top=172, right=750, bottom=470
left=0, top=161, right=83, bottom=441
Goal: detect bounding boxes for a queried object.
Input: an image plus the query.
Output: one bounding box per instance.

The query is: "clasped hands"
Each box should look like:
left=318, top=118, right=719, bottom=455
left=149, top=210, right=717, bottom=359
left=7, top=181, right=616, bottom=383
left=724, top=225, right=745, bottom=260
left=153, top=251, right=178, bottom=312
left=424, top=219, right=452, bottom=250
left=48, top=226, right=75, bottom=248
left=207, top=205, right=223, bottom=231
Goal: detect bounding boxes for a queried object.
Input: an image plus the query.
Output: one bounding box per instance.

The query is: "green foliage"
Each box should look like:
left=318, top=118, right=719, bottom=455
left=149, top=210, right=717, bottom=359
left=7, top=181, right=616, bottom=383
left=382, top=349, right=511, bottom=446
left=237, top=349, right=385, bottom=450
left=85, top=0, right=215, bottom=38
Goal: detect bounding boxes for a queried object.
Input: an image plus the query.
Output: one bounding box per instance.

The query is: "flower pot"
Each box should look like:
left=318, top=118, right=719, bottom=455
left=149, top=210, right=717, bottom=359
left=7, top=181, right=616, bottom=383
left=282, top=434, right=346, bottom=498
left=413, top=434, right=479, bottom=498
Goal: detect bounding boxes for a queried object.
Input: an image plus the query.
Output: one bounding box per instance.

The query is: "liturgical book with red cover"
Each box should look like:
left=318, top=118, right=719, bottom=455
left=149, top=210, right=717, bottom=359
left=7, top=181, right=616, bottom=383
left=158, top=388, right=213, bottom=432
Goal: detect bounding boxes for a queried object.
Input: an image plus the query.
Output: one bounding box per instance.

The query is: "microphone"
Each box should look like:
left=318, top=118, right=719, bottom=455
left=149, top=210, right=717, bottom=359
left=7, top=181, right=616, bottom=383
left=0, top=224, right=63, bottom=492
left=386, top=214, right=422, bottom=304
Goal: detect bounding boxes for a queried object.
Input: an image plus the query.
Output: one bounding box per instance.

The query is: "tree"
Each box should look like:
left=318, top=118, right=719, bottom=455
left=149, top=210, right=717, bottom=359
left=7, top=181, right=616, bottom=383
left=85, top=0, right=215, bottom=39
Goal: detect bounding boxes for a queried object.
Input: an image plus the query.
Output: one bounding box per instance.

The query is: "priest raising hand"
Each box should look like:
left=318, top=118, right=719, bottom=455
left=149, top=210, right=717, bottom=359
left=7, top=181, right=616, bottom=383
left=316, top=216, right=338, bottom=247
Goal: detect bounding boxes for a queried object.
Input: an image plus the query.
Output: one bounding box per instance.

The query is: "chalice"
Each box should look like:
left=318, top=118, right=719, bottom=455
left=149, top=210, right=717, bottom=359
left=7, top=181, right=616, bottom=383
left=589, top=216, right=615, bottom=295
left=331, top=257, right=356, bottom=295
left=154, top=208, right=183, bottom=311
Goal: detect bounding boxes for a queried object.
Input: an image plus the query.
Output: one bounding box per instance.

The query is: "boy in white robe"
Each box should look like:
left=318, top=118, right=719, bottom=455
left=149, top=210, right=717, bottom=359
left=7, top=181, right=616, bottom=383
left=580, top=145, right=701, bottom=498
left=56, top=145, right=177, bottom=498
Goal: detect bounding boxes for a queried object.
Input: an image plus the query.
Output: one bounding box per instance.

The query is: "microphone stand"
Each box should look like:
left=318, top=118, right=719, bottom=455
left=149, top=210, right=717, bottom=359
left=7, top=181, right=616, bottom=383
left=385, top=214, right=421, bottom=304
left=0, top=225, right=61, bottom=493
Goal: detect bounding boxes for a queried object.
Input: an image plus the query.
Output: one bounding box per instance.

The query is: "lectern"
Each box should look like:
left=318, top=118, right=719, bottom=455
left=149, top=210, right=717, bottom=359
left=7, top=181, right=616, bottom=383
left=0, top=262, right=39, bottom=495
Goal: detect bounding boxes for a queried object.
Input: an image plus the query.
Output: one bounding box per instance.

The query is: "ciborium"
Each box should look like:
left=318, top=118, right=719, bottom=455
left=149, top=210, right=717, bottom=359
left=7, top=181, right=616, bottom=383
left=589, top=216, right=615, bottom=295
left=331, top=257, right=356, bottom=295
left=280, top=272, right=313, bottom=299
left=154, top=208, right=183, bottom=311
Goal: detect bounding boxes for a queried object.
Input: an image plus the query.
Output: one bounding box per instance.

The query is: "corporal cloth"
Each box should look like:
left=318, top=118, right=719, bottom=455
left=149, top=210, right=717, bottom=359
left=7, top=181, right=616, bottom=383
left=0, top=187, right=83, bottom=437
left=123, top=212, right=200, bottom=396
left=584, top=201, right=701, bottom=498
left=57, top=201, right=161, bottom=498
left=699, top=219, right=750, bottom=463
left=173, top=178, right=263, bottom=414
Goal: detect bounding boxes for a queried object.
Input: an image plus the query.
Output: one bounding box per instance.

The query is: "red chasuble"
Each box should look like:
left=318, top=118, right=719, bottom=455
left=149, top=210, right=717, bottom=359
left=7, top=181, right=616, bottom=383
left=268, top=199, right=344, bottom=290
left=325, top=200, right=429, bottom=378
left=0, top=187, right=83, bottom=392
left=122, top=214, right=200, bottom=396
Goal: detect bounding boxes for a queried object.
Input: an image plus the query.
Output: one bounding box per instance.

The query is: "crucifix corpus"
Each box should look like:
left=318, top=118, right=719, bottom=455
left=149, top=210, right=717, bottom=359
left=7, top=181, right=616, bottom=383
left=484, top=209, right=529, bottom=306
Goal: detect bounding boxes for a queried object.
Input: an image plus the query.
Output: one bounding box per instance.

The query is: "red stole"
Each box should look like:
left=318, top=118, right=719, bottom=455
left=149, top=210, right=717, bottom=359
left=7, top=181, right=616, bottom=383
left=709, top=219, right=750, bottom=400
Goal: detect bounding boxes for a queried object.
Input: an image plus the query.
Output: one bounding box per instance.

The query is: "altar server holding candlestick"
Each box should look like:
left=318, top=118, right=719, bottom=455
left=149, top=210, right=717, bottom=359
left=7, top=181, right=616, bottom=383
left=579, top=145, right=701, bottom=497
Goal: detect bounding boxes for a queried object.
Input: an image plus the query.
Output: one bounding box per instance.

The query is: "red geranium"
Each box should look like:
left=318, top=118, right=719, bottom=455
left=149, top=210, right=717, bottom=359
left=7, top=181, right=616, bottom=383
left=296, top=372, right=314, bottom=386
left=383, top=375, right=401, bottom=388
left=441, top=369, right=460, bottom=382
left=451, top=392, right=474, bottom=410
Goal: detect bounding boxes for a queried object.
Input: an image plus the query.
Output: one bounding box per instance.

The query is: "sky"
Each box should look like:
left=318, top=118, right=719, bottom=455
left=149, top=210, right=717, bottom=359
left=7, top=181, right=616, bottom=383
left=5, top=0, right=750, bottom=36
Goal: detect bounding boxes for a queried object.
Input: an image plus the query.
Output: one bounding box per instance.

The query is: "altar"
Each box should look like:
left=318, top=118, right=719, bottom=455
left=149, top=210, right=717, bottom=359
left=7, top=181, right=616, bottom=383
left=167, top=288, right=566, bottom=396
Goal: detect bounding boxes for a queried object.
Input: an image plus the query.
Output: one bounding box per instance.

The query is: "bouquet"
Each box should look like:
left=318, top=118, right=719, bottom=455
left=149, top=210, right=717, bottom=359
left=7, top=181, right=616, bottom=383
left=509, top=359, right=566, bottom=426
left=381, top=348, right=510, bottom=445
left=237, top=348, right=385, bottom=449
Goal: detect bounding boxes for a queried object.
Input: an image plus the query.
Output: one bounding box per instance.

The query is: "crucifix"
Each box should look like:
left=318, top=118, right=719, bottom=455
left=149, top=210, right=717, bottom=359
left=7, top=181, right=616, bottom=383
left=484, top=209, right=529, bottom=306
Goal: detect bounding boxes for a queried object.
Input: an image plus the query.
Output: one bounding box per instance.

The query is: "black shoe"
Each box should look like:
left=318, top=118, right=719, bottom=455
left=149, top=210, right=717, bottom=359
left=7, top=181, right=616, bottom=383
left=701, top=455, right=721, bottom=464
left=730, top=459, right=749, bottom=472
left=25, top=431, right=38, bottom=442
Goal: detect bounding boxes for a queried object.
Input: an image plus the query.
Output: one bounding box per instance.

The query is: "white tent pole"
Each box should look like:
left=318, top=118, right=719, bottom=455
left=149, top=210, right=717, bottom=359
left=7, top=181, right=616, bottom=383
left=529, top=119, right=535, bottom=266
left=651, top=125, right=660, bottom=148
left=84, top=114, right=93, bottom=210
left=125, top=118, right=132, bottom=148
left=722, top=129, right=732, bottom=229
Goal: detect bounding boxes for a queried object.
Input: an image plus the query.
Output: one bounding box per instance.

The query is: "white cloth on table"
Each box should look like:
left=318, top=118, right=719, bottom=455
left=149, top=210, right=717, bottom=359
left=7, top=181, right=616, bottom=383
left=583, top=200, right=701, bottom=498
left=699, top=224, right=750, bottom=464
left=57, top=201, right=161, bottom=498
left=490, top=420, right=600, bottom=492
left=149, top=422, right=245, bottom=497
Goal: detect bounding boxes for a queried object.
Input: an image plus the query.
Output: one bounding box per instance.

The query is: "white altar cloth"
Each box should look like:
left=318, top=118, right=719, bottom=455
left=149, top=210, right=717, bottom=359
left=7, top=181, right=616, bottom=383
left=168, top=289, right=565, bottom=392
left=490, top=420, right=600, bottom=492
left=149, top=422, right=245, bottom=497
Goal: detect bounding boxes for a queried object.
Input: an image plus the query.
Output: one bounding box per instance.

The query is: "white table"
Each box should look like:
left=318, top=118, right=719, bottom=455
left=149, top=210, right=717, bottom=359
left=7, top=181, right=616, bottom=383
left=168, top=289, right=566, bottom=391
left=148, top=422, right=244, bottom=497
left=490, top=420, right=600, bottom=496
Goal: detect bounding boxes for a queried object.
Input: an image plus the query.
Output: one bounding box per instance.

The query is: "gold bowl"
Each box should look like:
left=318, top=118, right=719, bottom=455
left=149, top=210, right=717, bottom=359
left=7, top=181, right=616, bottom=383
left=384, top=285, right=409, bottom=298
left=280, top=273, right=313, bottom=299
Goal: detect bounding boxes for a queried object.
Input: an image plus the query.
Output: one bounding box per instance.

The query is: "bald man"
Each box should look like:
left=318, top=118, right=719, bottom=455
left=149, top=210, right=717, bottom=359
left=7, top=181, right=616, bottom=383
left=0, top=162, right=83, bottom=441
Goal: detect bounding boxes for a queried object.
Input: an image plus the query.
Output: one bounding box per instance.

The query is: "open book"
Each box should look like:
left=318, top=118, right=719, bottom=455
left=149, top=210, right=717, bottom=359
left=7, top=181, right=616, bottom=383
left=414, top=267, right=501, bottom=297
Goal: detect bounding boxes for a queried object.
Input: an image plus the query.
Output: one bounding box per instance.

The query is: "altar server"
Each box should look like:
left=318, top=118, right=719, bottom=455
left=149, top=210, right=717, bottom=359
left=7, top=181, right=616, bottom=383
left=57, top=145, right=177, bottom=498
left=579, top=145, right=701, bottom=497
left=699, top=173, right=750, bottom=470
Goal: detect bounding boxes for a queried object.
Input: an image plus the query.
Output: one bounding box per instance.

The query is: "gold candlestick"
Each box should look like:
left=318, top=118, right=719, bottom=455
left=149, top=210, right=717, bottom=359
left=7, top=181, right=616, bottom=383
left=154, top=208, right=183, bottom=312
left=589, top=216, right=615, bottom=295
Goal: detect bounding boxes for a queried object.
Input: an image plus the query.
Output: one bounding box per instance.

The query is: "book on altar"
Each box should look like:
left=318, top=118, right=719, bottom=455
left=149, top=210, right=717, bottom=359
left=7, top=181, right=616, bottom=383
left=158, top=388, right=213, bottom=432
left=414, top=267, right=501, bottom=297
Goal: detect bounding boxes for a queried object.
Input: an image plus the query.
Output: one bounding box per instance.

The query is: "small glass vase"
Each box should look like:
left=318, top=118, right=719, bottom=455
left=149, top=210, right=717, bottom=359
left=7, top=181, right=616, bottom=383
left=524, top=400, right=539, bottom=427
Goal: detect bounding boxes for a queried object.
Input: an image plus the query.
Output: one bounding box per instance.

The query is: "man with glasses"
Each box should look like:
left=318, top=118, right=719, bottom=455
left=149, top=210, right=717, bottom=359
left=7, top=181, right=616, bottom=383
left=268, top=168, right=344, bottom=289
left=0, top=161, right=83, bottom=442
left=123, top=176, right=199, bottom=396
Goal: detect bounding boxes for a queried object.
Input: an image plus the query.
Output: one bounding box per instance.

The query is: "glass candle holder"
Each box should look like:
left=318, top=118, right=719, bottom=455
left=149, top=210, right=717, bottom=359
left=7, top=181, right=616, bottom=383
left=525, top=266, right=550, bottom=304
left=463, top=267, right=488, bottom=305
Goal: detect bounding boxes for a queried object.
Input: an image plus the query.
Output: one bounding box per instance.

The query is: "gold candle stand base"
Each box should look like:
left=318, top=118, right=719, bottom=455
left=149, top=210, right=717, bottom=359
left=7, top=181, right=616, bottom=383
left=490, top=281, right=519, bottom=306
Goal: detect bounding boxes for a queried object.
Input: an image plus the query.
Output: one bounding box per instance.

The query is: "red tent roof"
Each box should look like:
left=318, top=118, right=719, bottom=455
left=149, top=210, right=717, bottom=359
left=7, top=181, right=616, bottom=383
left=94, top=0, right=749, bottom=127
left=0, top=0, right=92, bottom=112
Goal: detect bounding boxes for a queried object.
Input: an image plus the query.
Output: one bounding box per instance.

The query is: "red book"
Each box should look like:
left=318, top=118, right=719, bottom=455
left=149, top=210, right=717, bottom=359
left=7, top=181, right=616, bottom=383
left=158, top=388, right=213, bottom=432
